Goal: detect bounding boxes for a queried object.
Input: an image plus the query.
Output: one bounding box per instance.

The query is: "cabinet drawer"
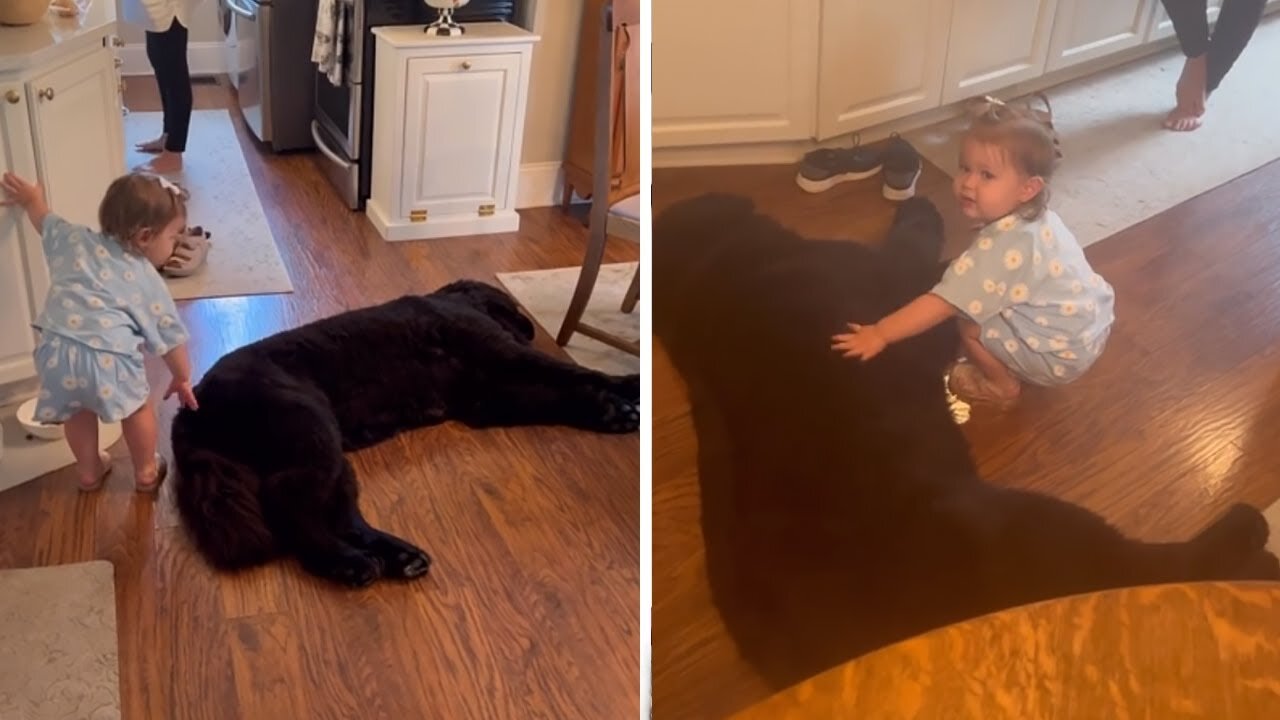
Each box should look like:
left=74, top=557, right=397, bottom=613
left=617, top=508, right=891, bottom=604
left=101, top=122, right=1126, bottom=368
left=399, top=53, right=522, bottom=219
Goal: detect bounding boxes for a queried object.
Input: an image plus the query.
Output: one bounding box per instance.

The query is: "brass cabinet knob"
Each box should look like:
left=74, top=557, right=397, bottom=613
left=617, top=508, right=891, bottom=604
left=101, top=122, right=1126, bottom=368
left=38, top=87, right=55, bottom=101
left=4, top=90, right=19, bottom=104
left=461, top=60, right=472, bottom=70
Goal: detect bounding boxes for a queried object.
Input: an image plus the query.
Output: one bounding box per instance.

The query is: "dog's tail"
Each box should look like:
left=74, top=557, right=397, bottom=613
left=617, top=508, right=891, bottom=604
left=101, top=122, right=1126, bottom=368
left=170, top=407, right=277, bottom=570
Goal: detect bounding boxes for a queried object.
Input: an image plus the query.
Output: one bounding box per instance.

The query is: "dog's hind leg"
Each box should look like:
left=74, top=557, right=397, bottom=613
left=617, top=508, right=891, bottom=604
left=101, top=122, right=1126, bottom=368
left=260, top=463, right=384, bottom=588
left=459, top=345, right=640, bottom=432
left=335, top=460, right=433, bottom=580
left=463, top=380, right=640, bottom=433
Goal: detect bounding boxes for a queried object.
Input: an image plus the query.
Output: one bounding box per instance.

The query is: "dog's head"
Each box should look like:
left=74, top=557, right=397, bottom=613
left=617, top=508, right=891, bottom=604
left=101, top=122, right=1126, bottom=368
left=437, top=279, right=536, bottom=342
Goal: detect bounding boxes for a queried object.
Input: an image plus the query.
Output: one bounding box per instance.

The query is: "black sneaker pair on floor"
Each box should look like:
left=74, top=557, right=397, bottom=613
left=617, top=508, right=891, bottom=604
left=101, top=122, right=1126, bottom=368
left=795, top=132, right=922, bottom=200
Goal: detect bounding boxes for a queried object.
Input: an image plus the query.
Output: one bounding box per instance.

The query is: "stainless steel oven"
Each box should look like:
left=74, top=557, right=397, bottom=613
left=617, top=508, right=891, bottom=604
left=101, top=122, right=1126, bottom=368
left=311, top=0, right=519, bottom=210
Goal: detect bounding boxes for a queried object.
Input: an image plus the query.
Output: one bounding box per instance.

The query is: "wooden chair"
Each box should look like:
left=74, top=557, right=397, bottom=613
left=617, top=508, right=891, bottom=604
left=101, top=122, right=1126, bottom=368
left=555, top=0, right=640, bottom=356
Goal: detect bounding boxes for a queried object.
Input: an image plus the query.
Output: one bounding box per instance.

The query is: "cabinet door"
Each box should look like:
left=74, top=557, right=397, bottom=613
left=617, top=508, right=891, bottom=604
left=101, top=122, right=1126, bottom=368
left=1047, top=0, right=1157, bottom=71
left=940, top=0, right=1060, bottom=104
left=1148, top=0, right=1222, bottom=41
left=652, top=0, right=819, bottom=147
left=816, top=0, right=953, bottom=140
left=27, top=47, right=126, bottom=232
left=400, top=53, right=522, bottom=218
left=0, top=83, right=42, bottom=386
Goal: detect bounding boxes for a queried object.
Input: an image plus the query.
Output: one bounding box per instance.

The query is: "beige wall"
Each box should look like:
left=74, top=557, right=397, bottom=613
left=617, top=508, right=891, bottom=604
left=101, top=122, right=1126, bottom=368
left=520, top=0, right=584, bottom=164
left=113, top=0, right=584, bottom=166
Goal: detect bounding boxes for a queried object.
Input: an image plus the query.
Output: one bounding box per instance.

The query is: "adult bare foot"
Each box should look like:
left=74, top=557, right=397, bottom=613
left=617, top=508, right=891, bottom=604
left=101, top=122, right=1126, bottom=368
left=133, top=151, right=183, bottom=174
left=1165, top=55, right=1207, bottom=131
left=134, top=134, right=167, bottom=153
left=1164, top=104, right=1204, bottom=131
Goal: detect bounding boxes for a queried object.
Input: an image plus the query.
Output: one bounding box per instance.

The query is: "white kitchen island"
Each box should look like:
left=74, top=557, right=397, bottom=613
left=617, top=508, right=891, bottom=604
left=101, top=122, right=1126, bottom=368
left=1, top=0, right=126, bottom=491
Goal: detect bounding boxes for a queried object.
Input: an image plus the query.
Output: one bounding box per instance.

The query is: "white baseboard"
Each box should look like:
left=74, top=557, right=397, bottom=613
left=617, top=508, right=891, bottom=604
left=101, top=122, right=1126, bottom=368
left=516, top=161, right=589, bottom=209
left=119, top=41, right=226, bottom=77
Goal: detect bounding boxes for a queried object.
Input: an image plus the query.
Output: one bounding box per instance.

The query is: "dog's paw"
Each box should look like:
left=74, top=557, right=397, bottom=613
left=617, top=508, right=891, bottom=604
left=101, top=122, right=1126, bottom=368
left=384, top=546, right=433, bottom=580
left=1193, top=503, right=1271, bottom=574
left=597, top=393, right=640, bottom=433
left=322, top=550, right=383, bottom=588
left=1234, top=549, right=1280, bottom=581
left=612, top=374, right=640, bottom=403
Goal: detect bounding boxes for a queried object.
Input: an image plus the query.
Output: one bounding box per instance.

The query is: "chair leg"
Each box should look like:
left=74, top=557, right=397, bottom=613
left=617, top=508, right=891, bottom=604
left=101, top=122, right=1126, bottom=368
left=557, top=201, right=610, bottom=346
left=560, top=179, right=575, bottom=210
left=620, top=263, right=639, bottom=313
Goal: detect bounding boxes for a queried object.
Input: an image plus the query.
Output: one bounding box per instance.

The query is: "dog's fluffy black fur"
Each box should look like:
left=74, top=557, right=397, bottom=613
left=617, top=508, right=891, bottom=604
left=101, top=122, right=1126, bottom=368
left=653, top=193, right=1280, bottom=690
left=171, top=280, right=639, bottom=587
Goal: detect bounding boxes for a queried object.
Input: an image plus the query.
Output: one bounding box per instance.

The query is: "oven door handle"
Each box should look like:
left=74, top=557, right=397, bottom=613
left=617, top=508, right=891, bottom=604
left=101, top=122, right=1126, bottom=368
left=226, top=0, right=255, bottom=20
left=311, top=121, right=353, bottom=169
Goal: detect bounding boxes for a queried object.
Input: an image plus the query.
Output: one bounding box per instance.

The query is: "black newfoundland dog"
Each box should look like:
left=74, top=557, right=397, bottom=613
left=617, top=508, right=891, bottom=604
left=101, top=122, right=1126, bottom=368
left=171, top=280, right=639, bottom=587
left=653, top=193, right=1280, bottom=690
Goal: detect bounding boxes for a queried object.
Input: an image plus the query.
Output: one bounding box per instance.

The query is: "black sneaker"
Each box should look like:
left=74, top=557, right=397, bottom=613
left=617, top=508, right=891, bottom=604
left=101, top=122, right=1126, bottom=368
left=881, top=133, right=922, bottom=201
left=795, top=133, right=883, bottom=193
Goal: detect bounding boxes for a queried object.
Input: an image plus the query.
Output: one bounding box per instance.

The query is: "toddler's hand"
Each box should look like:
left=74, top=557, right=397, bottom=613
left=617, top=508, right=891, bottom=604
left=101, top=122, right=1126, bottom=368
left=831, top=323, right=887, bottom=361
left=165, top=377, right=199, bottom=410
left=0, top=172, right=44, bottom=210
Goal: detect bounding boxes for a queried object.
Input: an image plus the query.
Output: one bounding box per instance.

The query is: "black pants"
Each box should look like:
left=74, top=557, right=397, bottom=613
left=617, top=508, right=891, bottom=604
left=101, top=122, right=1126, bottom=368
left=1160, top=0, right=1266, bottom=94
left=145, top=19, right=192, bottom=153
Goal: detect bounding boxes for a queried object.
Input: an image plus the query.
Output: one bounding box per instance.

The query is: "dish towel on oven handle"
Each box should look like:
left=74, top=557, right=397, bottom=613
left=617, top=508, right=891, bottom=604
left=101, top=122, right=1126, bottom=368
left=312, top=0, right=347, bottom=86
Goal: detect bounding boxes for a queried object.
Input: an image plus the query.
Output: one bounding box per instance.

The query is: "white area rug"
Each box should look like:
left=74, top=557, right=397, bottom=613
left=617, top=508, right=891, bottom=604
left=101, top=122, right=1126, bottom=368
left=905, top=15, right=1280, bottom=249
left=123, top=110, right=293, bottom=300
left=496, top=263, right=640, bottom=376
left=0, top=560, right=120, bottom=720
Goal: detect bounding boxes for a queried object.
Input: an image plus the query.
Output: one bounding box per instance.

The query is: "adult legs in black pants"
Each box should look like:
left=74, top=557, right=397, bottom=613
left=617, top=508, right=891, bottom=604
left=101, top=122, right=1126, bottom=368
left=136, top=19, right=192, bottom=173
left=1160, top=0, right=1267, bottom=131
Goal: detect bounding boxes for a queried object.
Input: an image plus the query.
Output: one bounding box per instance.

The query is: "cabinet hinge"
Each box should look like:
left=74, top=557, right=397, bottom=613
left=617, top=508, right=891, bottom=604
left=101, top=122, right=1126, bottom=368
left=478, top=204, right=495, bottom=217
left=410, top=209, right=428, bottom=222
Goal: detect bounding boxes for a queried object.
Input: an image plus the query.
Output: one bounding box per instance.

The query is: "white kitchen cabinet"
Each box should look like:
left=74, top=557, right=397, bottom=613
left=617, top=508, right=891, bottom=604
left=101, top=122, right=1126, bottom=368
left=816, top=0, right=953, bottom=140
left=652, top=0, right=819, bottom=147
left=1148, top=0, right=1223, bottom=41
left=28, top=46, right=126, bottom=234
left=1, top=44, right=124, bottom=389
left=1046, top=0, right=1158, bottom=72
left=366, top=23, right=539, bottom=242
left=940, top=0, right=1061, bottom=104
left=0, top=84, right=41, bottom=388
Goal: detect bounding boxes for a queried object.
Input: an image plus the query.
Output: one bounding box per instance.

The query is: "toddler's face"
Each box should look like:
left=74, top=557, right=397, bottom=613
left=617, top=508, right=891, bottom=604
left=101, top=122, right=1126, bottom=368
left=136, top=215, right=186, bottom=268
left=953, top=139, right=1043, bottom=225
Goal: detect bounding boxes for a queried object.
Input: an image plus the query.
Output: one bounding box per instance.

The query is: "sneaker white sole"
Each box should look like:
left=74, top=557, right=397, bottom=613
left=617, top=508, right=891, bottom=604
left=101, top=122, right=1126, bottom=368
left=881, top=167, right=921, bottom=201
left=795, top=165, right=883, bottom=194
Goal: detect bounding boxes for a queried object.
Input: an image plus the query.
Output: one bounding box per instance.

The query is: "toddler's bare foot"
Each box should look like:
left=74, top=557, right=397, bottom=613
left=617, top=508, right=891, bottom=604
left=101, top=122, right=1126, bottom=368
left=133, top=151, right=183, bottom=174
left=134, top=453, right=168, bottom=493
left=948, top=362, right=1020, bottom=410
left=134, top=134, right=167, bottom=153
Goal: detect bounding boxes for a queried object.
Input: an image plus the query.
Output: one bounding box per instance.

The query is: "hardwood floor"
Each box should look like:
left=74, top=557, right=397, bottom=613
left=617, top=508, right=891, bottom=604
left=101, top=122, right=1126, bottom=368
left=0, top=80, right=640, bottom=719
left=652, top=148, right=1280, bottom=718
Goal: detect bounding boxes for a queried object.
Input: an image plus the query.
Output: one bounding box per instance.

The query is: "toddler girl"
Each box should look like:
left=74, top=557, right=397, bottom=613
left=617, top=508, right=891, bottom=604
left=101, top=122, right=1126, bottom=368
left=1, top=171, right=198, bottom=491
left=831, top=97, right=1116, bottom=408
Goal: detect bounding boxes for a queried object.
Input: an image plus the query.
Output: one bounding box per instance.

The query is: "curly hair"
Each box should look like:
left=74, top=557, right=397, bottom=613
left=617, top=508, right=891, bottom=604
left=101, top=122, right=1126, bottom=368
left=962, top=95, right=1061, bottom=220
